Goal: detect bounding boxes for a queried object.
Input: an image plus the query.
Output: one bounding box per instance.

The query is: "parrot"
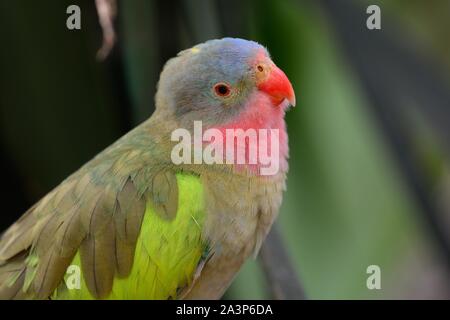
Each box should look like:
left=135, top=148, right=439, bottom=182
left=0, top=38, right=295, bottom=300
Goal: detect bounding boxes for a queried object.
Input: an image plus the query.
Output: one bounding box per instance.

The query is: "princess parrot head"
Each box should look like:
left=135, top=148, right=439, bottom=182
left=155, top=38, right=296, bottom=128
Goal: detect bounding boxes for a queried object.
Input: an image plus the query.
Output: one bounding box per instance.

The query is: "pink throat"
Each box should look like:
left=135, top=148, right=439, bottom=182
left=213, top=92, right=289, bottom=176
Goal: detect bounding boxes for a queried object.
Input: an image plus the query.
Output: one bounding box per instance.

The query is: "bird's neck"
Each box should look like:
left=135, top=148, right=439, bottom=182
left=148, top=92, right=289, bottom=177
left=212, top=92, right=289, bottom=177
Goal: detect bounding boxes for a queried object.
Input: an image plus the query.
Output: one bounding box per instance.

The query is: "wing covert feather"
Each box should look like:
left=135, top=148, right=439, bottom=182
left=0, top=126, right=208, bottom=299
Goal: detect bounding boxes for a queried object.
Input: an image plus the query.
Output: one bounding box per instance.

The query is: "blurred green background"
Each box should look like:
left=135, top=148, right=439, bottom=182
left=0, top=0, right=449, bottom=299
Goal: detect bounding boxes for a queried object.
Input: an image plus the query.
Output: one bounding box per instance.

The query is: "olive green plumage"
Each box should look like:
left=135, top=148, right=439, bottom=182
left=53, top=174, right=206, bottom=299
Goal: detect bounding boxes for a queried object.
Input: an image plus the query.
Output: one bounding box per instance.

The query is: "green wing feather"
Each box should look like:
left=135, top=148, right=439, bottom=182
left=0, top=122, right=208, bottom=299
left=52, top=174, right=206, bottom=299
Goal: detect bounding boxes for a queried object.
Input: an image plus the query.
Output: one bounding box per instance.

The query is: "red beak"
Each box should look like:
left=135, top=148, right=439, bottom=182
left=257, top=64, right=296, bottom=107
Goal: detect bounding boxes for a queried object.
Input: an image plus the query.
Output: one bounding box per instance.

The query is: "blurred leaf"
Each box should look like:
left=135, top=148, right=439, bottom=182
left=248, top=0, right=422, bottom=298
left=120, top=0, right=160, bottom=123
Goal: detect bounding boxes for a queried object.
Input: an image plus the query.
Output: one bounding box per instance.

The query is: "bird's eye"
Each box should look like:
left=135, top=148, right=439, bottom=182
left=257, top=64, right=264, bottom=72
left=213, top=83, right=231, bottom=97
